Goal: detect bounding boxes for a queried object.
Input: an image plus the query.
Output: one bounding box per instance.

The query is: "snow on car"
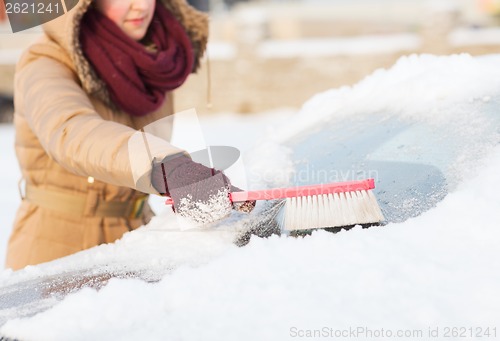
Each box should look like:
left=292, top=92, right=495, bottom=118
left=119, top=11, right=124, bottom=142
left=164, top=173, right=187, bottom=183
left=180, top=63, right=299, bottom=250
left=1, top=54, right=499, bottom=340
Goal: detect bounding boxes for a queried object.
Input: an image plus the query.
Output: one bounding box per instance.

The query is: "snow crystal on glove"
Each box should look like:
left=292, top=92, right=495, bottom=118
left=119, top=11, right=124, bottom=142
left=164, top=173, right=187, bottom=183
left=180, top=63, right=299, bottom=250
left=175, top=186, right=232, bottom=228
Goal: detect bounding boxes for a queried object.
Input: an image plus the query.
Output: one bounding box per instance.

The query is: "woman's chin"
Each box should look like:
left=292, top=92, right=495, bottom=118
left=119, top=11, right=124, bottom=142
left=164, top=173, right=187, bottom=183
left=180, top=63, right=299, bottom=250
left=126, top=29, right=148, bottom=41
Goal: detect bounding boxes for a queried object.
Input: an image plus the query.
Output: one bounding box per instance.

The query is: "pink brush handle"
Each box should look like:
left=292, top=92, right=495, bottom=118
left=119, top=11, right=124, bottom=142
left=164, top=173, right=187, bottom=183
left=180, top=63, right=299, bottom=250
left=165, top=178, right=375, bottom=205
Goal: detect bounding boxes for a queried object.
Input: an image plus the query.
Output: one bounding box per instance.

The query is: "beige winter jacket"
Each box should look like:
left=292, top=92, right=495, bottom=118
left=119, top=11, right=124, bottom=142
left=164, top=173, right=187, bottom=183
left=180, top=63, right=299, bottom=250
left=6, top=0, right=208, bottom=270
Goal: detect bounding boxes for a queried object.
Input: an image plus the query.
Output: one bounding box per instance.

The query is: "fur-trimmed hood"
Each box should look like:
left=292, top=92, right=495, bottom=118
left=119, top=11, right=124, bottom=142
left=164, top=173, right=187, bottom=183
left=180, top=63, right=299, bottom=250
left=41, top=0, right=208, bottom=106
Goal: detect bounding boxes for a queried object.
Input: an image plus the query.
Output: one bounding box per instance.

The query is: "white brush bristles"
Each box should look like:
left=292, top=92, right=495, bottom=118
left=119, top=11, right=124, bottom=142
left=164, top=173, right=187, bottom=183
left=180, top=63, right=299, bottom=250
left=281, top=190, right=385, bottom=231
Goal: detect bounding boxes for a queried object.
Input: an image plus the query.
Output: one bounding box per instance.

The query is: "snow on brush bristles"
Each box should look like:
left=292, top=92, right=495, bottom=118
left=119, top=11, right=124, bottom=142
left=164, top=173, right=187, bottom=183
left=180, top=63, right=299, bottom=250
left=280, top=190, right=385, bottom=231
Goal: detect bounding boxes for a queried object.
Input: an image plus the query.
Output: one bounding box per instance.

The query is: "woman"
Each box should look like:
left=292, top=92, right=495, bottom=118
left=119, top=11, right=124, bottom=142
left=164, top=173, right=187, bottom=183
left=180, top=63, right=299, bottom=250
left=6, top=0, right=249, bottom=270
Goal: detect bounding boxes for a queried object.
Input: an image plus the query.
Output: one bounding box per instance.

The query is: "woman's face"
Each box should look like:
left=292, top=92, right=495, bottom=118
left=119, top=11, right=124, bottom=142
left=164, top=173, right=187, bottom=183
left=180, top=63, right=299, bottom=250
left=95, top=0, right=156, bottom=41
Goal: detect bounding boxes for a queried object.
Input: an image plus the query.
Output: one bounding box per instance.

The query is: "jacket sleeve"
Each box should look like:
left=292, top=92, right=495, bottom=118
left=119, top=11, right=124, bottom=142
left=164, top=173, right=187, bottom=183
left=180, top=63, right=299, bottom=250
left=15, top=56, right=184, bottom=194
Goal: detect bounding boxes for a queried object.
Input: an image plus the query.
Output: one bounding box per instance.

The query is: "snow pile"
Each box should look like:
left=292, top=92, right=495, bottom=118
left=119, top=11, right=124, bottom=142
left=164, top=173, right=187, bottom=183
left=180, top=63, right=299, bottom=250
left=258, top=34, right=421, bottom=59
left=449, top=27, right=500, bottom=47
left=0, top=208, right=243, bottom=285
left=1, top=54, right=500, bottom=340
left=276, top=54, right=500, bottom=142
left=205, top=42, right=238, bottom=61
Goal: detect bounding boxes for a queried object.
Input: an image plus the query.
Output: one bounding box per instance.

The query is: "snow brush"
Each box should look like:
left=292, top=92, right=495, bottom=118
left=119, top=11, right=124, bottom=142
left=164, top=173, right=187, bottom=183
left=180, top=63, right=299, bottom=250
left=165, top=178, right=384, bottom=231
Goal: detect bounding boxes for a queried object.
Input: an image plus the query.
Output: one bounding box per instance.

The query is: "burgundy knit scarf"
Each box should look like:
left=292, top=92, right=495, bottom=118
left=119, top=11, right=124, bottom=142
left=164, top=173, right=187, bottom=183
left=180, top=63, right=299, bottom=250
left=80, top=2, right=194, bottom=116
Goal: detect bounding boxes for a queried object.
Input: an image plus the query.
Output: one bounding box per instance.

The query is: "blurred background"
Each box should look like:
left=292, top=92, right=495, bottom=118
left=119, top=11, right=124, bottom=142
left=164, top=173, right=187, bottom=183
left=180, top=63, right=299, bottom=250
left=2, top=0, right=500, bottom=120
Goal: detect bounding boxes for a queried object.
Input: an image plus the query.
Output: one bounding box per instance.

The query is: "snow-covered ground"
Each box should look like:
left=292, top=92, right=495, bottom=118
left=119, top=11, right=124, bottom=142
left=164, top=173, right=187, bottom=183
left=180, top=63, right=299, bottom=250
left=1, top=54, right=500, bottom=340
